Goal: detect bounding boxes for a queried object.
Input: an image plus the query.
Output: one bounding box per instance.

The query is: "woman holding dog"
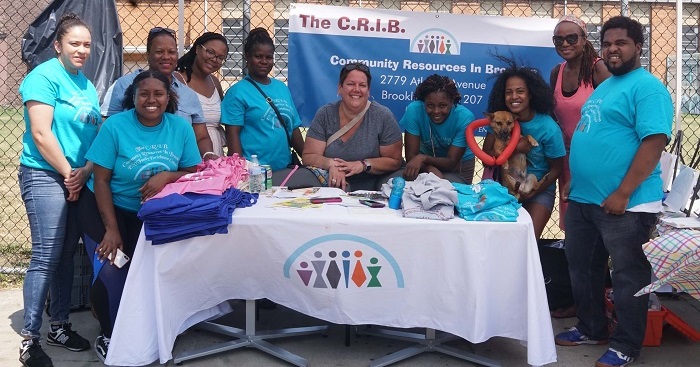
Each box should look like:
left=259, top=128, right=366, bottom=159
left=550, top=15, right=610, bottom=230
left=398, top=74, right=476, bottom=183
left=483, top=60, right=566, bottom=240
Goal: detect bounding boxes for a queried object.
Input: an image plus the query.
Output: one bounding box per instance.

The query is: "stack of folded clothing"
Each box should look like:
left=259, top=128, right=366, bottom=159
left=453, top=179, right=521, bottom=222
left=151, top=154, right=249, bottom=200
left=400, top=172, right=457, bottom=221
left=138, top=188, right=257, bottom=245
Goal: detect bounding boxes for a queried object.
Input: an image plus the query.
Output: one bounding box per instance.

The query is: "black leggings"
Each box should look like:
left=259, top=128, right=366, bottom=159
left=76, top=189, right=142, bottom=337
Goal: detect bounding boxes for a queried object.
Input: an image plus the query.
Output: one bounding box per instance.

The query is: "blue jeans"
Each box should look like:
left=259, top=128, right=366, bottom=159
left=18, top=165, right=79, bottom=338
left=565, top=201, right=655, bottom=358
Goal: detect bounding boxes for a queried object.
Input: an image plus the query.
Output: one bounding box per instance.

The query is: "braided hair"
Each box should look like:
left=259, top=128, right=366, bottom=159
left=176, top=32, right=228, bottom=83
left=244, top=27, right=274, bottom=57
left=123, top=70, right=179, bottom=114
left=414, top=74, right=461, bottom=105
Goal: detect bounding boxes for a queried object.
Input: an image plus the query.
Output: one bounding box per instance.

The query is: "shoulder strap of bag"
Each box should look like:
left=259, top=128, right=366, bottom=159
left=326, top=101, right=371, bottom=145
left=246, top=77, right=293, bottom=147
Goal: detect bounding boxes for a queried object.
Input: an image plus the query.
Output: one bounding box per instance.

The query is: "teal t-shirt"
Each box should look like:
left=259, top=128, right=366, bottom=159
left=518, top=114, right=566, bottom=181
left=86, top=110, right=202, bottom=212
left=399, top=101, right=475, bottom=161
left=569, top=68, right=673, bottom=208
left=486, top=113, right=566, bottom=182
left=221, top=78, right=302, bottom=171
left=19, top=58, right=101, bottom=171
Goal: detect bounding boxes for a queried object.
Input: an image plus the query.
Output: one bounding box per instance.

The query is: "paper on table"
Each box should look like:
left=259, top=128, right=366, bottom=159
left=660, top=216, right=700, bottom=229
left=664, top=165, right=698, bottom=212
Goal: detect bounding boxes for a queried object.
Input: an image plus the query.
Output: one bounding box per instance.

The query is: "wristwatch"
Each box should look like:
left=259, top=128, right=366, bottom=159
left=362, top=159, right=371, bottom=173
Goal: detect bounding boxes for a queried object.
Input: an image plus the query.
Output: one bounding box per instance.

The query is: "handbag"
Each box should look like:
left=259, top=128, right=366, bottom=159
left=246, top=78, right=303, bottom=166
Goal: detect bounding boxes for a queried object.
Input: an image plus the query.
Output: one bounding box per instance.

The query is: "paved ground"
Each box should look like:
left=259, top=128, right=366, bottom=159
left=2, top=288, right=700, bottom=366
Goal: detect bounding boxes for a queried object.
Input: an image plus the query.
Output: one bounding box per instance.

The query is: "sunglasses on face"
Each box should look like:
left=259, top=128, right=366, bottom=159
left=199, top=44, right=227, bottom=63
left=552, top=33, right=583, bottom=46
left=343, top=62, right=370, bottom=72
left=149, top=27, right=176, bottom=37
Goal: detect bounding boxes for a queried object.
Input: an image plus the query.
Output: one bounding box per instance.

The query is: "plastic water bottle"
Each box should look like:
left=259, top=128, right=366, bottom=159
left=249, top=155, right=264, bottom=193
left=388, top=177, right=405, bottom=209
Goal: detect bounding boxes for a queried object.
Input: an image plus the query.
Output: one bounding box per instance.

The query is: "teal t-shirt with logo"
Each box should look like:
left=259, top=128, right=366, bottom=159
left=400, top=101, right=475, bottom=161
left=19, top=58, right=101, bottom=171
left=569, top=68, right=673, bottom=208
left=86, top=110, right=201, bottom=212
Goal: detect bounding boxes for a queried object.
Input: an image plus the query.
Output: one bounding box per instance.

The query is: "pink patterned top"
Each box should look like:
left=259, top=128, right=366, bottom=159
left=552, top=61, right=596, bottom=150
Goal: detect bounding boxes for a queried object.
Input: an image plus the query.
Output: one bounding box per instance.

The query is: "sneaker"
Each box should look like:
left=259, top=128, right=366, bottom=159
left=19, top=338, right=54, bottom=367
left=555, top=327, right=609, bottom=346
left=595, top=348, right=635, bottom=367
left=94, top=335, right=110, bottom=363
left=47, top=323, right=90, bottom=352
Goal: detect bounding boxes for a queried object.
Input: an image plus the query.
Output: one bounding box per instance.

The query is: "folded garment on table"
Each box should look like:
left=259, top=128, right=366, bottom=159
left=400, top=172, right=457, bottom=221
left=138, top=188, right=258, bottom=245
left=152, top=154, right=249, bottom=199
left=453, top=180, right=521, bottom=222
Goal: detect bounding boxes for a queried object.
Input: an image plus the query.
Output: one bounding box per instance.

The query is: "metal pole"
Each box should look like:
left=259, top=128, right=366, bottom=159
left=676, top=0, right=683, bottom=132
left=205, top=0, right=209, bottom=31
left=621, top=0, right=629, bottom=17
left=178, top=0, right=185, bottom=55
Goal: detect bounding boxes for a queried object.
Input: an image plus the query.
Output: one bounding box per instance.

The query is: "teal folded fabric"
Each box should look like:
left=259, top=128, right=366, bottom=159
left=453, top=180, right=521, bottom=222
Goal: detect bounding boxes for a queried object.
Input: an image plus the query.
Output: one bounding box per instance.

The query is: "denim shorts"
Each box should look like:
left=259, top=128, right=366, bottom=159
left=523, top=184, right=556, bottom=211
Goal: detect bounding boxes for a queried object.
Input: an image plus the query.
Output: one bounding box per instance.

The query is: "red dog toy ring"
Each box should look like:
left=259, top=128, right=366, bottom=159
left=466, top=118, right=520, bottom=166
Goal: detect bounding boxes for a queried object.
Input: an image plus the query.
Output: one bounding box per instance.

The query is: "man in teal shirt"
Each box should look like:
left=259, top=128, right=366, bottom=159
left=555, top=16, right=673, bottom=367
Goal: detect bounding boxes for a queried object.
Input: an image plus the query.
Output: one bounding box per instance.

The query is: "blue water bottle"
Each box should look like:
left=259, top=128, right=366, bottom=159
left=388, top=177, right=405, bottom=209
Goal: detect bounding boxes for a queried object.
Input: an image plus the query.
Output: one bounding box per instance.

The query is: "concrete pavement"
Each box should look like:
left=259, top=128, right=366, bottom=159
left=2, top=288, right=699, bottom=366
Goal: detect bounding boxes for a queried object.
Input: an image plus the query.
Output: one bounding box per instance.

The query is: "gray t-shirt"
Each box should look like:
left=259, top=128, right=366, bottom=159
left=307, top=100, right=402, bottom=190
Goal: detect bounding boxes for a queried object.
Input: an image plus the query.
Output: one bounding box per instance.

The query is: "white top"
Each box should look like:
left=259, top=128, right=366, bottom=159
left=196, top=88, right=222, bottom=127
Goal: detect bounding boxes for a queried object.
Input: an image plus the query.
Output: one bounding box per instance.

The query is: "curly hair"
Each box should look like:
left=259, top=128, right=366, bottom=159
left=243, top=27, right=274, bottom=56
left=487, top=57, right=554, bottom=116
left=414, top=74, right=461, bottom=105
left=176, top=32, right=228, bottom=83
left=56, top=13, right=90, bottom=43
left=123, top=70, right=179, bottom=114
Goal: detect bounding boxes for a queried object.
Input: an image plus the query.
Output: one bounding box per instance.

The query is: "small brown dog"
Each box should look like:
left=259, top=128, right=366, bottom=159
left=486, top=111, right=544, bottom=200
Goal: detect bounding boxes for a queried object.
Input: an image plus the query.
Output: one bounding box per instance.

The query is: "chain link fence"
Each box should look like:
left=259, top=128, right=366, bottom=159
left=1, top=0, right=698, bottom=285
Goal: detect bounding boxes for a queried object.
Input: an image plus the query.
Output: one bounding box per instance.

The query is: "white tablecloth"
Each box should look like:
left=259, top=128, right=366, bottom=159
left=107, top=194, right=556, bottom=366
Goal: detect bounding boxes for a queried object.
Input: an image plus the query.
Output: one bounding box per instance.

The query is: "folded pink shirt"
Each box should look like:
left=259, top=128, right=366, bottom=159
left=152, top=155, right=249, bottom=199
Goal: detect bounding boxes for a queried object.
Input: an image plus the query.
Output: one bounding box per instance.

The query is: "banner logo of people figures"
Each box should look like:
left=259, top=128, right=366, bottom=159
left=283, top=234, right=405, bottom=289
left=411, top=29, right=459, bottom=55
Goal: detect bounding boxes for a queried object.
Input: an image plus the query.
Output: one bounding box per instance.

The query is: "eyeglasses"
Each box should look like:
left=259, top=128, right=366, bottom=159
left=552, top=33, right=584, bottom=46
left=149, top=27, right=176, bottom=37
left=199, top=44, right=227, bottom=63
left=343, top=62, right=370, bottom=72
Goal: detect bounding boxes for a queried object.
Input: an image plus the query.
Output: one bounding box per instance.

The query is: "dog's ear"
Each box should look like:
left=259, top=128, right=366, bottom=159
left=484, top=112, right=494, bottom=121
left=511, top=112, right=520, bottom=120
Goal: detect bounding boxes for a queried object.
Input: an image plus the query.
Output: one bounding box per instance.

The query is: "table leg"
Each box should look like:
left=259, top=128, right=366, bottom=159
left=360, top=327, right=501, bottom=367
left=173, top=299, right=328, bottom=366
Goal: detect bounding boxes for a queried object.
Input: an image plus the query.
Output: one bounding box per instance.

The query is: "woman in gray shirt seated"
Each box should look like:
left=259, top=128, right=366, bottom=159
left=303, top=63, right=403, bottom=191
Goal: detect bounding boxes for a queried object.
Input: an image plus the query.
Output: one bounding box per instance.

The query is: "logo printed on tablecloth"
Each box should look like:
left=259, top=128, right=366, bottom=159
left=283, top=234, right=404, bottom=289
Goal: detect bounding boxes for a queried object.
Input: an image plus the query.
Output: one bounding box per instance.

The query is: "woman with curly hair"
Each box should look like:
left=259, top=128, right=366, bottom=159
left=483, top=60, right=565, bottom=239
left=550, top=15, right=610, bottom=231
left=398, top=74, right=476, bottom=183
left=175, top=32, right=229, bottom=156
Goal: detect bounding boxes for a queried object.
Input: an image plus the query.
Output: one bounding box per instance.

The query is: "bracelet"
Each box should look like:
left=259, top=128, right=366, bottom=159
left=202, top=151, right=216, bottom=159
left=361, top=160, right=367, bottom=173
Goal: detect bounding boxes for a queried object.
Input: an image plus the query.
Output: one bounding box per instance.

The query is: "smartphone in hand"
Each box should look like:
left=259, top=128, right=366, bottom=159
left=359, top=199, right=386, bottom=208
left=107, top=248, right=130, bottom=268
